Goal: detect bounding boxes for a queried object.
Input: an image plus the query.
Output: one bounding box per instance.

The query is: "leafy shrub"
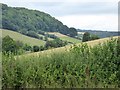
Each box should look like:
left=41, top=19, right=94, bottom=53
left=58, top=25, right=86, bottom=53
left=26, top=31, right=40, bottom=39
left=45, top=34, right=58, bottom=39
left=38, top=30, right=45, bottom=35
left=45, top=38, right=67, bottom=48
left=2, top=36, right=19, bottom=54
left=90, top=34, right=100, bottom=40
left=82, top=32, right=91, bottom=42
left=82, top=32, right=100, bottom=42
left=23, top=44, right=32, bottom=51
left=33, top=45, right=40, bottom=52
left=2, top=38, right=120, bottom=88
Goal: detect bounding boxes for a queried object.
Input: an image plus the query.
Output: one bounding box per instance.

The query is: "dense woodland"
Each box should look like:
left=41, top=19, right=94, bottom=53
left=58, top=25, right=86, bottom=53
left=2, top=4, right=77, bottom=37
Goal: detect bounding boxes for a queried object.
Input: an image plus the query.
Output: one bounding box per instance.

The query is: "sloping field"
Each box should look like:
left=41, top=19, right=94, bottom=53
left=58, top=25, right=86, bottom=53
left=38, top=34, right=53, bottom=41
left=1, top=29, right=46, bottom=46
left=19, top=36, right=119, bottom=58
left=48, top=32, right=81, bottom=43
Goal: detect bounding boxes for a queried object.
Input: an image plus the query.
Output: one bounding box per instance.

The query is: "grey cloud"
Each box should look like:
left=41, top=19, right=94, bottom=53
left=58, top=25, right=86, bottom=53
left=4, top=2, right=118, bottom=16
left=44, top=2, right=117, bottom=16
left=31, top=2, right=64, bottom=7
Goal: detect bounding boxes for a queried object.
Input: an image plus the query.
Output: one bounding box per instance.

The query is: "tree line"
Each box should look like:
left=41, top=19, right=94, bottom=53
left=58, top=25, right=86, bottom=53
left=2, top=35, right=68, bottom=54
left=2, top=32, right=100, bottom=55
left=82, top=32, right=100, bottom=42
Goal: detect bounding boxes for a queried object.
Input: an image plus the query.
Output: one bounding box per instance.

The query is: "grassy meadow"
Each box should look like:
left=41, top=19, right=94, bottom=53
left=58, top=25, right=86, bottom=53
left=48, top=32, right=81, bottom=43
left=1, top=29, right=81, bottom=47
left=2, top=29, right=46, bottom=46
left=38, top=34, right=53, bottom=41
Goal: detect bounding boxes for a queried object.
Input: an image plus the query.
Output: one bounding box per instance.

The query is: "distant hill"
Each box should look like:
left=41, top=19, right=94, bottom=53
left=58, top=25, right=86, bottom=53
left=77, top=29, right=119, bottom=38
left=1, top=3, right=77, bottom=37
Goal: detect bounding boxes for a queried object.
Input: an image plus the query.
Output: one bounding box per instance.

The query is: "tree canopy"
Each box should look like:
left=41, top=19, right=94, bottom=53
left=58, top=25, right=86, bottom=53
left=2, top=3, right=77, bottom=37
left=2, top=35, right=19, bottom=53
left=82, top=32, right=91, bottom=42
left=82, top=32, right=99, bottom=42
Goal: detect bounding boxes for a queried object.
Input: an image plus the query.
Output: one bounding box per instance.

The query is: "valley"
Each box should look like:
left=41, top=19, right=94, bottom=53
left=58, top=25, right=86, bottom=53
left=1, top=3, right=120, bottom=88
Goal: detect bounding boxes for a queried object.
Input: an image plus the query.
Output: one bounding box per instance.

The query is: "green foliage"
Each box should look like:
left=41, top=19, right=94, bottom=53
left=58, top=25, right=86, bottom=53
left=45, top=38, right=68, bottom=49
left=2, top=29, right=46, bottom=46
left=45, top=34, right=58, bottom=39
left=38, top=30, right=45, bottom=35
left=69, top=27, right=77, bottom=37
left=23, top=44, right=32, bottom=51
left=82, top=32, right=91, bottom=42
left=2, top=36, right=19, bottom=54
left=90, top=34, right=100, bottom=40
left=33, top=45, right=40, bottom=52
left=2, top=38, right=120, bottom=88
left=26, top=31, right=40, bottom=39
left=2, top=31, right=75, bottom=54
left=2, top=35, right=33, bottom=54
left=39, top=46, right=45, bottom=51
left=44, top=36, right=48, bottom=41
left=77, top=29, right=118, bottom=38
left=82, top=32, right=100, bottom=42
left=2, top=3, right=77, bottom=37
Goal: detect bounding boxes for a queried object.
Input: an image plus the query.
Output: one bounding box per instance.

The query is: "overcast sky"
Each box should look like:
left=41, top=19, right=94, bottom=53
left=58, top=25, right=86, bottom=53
left=1, top=0, right=119, bottom=31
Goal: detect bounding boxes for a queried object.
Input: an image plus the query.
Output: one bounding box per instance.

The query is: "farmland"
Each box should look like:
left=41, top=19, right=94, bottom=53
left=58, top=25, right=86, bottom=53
left=2, top=29, right=46, bottom=46
left=48, top=32, right=81, bottom=43
left=20, top=36, right=119, bottom=57
left=38, top=34, right=53, bottom=41
left=1, top=3, right=120, bottom=89
left=1, top=29, right=81, bottom=47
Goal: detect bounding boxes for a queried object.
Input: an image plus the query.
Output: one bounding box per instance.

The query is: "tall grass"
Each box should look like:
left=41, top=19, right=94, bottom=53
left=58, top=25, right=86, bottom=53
left=2, top=38, right=120, bottom=88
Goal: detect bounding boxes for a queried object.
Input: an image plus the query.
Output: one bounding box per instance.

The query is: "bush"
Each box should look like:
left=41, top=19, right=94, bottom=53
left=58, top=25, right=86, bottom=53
left=33, top=45, right=39, bottom=52
left=44, top=36, right=48, bottom=41
left=2, top=36, right=19, bottom=54
left=23, top=44, right=32, bottom=51
left=26, top=31, right=40, bottom=39
left=45, top=38, right=67, bottom=48
left=45, top=34, right=58, bottom=39
left=82, top=32, right=90, bottom=42
left=38, top=30, right=45, bottom=35
left=39, top=46, right=45, bottom=51
left=90, top=34, right=100, bottom=40
left=69, top=27, right=77, bottom=37
left=2, top=38, right=120, bottom=88
left=82, top=32, right=100, bottom=42
left=2, top=36, right=34, bottom=54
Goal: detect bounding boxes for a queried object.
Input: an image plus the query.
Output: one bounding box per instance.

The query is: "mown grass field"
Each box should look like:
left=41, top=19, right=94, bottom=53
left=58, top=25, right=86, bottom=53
left=1, top=29, right=46, bottom=46
left=48, top=32, right=81, bottom=43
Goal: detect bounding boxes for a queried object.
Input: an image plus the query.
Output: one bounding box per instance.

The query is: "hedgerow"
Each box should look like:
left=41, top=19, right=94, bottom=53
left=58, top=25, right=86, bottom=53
left=2, top=38, right=120, bottom=88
